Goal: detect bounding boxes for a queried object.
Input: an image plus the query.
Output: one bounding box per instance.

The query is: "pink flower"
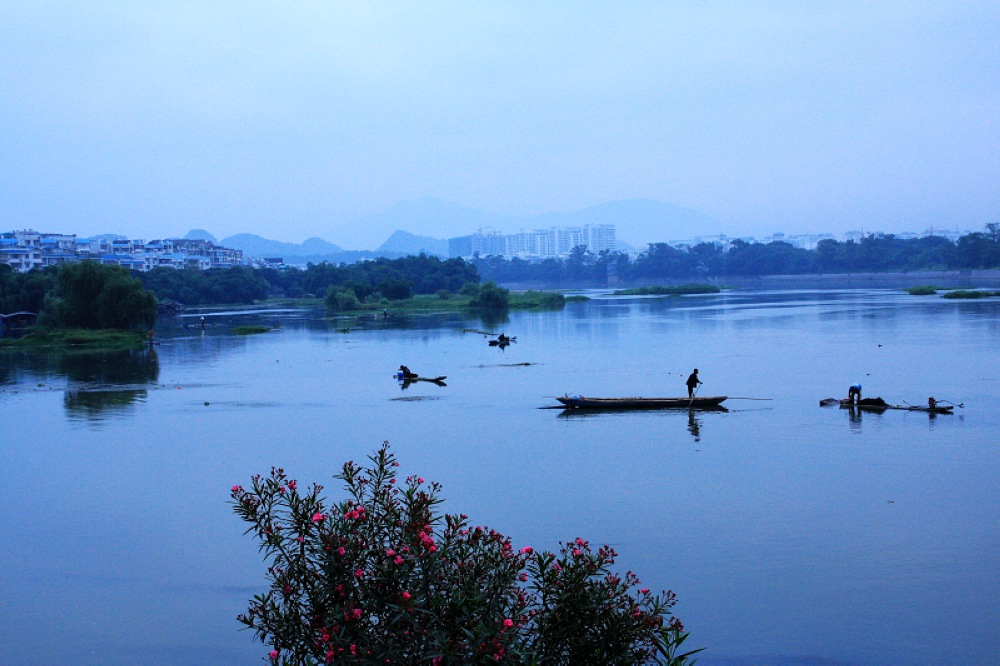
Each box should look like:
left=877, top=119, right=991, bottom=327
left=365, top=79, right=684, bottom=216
left=402, top=591, right=411, bottom=600
left=503, top=618, right=514, bottom=628
left=352, top=608, right=362, bottom=619
left=519, top=546, right=533, bottom=554
left=386, top=549, right=395, bottom=556
left=312, top=512, right=325, bottom=523
left=394, top=555, right=404, bottom=565
left=288, top=480, right=296, bottom=490
left=337, top=547, right=346, bottom=556
left=417, top=477, right=424, bottom=484
left=269, top=649, right=279, bottom=660
left=573, top=549, right=581, bottom=556
left=640, top=588, right=650, bottom=594
left=354, top=568, right=364, bottom=578
left=231, top=485, right=241, bottom=493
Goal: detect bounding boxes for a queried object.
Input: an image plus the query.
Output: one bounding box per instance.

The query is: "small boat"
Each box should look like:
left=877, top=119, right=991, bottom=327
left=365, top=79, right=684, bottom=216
left=556, top=395, right=727, bottom=410
left=396, top=373, right=447, bottom=384
left=822, top=398, right=954, bottom=414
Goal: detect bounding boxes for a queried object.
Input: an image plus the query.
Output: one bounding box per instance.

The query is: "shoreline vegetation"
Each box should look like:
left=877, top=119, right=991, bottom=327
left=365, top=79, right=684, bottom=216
left=0, top=328, right=147, bottom=350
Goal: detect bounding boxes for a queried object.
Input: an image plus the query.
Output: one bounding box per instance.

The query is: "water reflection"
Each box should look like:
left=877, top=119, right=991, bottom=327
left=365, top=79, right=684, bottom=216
left=557, top=405, right=726, bottom=443
left=59, top=349, right=159, bottom=422
left=687, top=410, right=702, bottom=442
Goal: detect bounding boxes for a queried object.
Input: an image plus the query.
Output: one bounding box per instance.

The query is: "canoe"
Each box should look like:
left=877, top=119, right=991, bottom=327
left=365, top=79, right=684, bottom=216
left=556, top=395, right=727, bottom=410
left=834, top=398, right=954, bottom=414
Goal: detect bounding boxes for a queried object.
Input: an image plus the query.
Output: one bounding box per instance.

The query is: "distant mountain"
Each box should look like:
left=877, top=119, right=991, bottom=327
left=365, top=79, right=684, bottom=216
left=376, top=230, right=448, bottom=257
left=327, top=197, right=724, bottom=250
left=329, top=198, right=508, bottom=250
left=220, top=234, right=345, bottom=259
left=184, top=229, right=217, bottom=243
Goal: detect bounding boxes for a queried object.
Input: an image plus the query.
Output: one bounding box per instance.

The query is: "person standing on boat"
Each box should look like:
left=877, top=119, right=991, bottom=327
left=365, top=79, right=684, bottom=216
left=848, top=383, right=862, bottom=405
left=686, top=369, right=702, bottom=399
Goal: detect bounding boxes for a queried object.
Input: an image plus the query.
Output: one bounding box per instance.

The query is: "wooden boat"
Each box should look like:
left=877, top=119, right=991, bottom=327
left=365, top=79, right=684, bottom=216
left=825, top=398, right=954, bottom=414
left=556, top=395, right=727, bottom=410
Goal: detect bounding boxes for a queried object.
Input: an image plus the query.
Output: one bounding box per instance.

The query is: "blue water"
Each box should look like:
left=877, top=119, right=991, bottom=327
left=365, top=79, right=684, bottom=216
left=2, top=289, right=998, bottom=664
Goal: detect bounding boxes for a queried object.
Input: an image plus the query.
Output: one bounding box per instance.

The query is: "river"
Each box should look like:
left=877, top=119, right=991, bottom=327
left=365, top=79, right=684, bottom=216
left=1, top=289, right=998, bottom=664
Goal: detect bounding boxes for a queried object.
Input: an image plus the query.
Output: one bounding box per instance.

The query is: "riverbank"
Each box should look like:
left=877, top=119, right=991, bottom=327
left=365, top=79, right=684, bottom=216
left=0, top=328, right=147, bottom=350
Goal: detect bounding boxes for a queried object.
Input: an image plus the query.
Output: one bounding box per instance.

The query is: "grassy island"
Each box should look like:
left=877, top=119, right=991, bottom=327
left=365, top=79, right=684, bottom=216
left=231, top=325, right=273, bottom=335
left=613, top=284, right=721, bottom=296
left=0, top=328, right=147, bottom=350
left=941, top=289, right=1000, bottom=299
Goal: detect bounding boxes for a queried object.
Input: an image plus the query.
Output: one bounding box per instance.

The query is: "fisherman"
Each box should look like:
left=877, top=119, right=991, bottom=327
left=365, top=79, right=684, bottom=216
left=928, top=396, right=937, bottom=409
left=686, top=369, right=702, bottom=399
left=398, top=365, right=416, bottom=379
left=848, top=383, right=862, bottom=405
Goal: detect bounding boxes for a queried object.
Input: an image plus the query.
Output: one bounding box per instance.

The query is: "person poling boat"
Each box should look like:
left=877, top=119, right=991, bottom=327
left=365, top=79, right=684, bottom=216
left=398, top=365, right=417, bottom=379
left=686, top=369, right=703, bottom=399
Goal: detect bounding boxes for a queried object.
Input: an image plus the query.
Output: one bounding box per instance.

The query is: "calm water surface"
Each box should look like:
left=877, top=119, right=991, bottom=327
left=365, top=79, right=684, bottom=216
left=2, top=290, right=998, bottom=665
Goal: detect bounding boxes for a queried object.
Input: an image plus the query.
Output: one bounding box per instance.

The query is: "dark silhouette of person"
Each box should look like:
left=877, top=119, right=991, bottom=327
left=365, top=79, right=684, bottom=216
left=686, top=369, right=702, bottom=399
left=398, top=365, right=416, bottom=379
left=848, top=383, right=862, bottom=405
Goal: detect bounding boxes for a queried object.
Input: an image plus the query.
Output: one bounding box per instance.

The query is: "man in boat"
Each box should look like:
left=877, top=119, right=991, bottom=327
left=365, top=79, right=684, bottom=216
left=398, top=365, right=417, bottom=379
left=686, top=369, right=702, bottom=399
left=848, top=383, right=862, bottom=405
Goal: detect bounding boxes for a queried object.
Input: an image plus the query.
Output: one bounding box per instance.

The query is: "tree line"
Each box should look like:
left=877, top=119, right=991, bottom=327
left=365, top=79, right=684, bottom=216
left=4, top=228, right=998, bottom=326
left=140, top=254, right=480, bottom=305
left=474, top=225, right=1000, bottom=285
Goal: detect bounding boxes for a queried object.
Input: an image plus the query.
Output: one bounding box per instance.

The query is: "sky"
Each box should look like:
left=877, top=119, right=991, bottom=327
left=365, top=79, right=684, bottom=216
left=1, top=1, right=998, bottom=249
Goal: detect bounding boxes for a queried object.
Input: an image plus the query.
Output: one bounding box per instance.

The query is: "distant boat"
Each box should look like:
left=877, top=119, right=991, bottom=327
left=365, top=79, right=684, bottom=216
left=820, top=398, right=955, bottom=414
left=556, top=395, right=727, bottom=410
left=396, top=373, right=447, bottom=385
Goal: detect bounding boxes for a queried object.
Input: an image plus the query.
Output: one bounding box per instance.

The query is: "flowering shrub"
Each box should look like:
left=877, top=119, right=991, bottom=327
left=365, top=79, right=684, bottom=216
left=231, top=443, right=702, bottom=665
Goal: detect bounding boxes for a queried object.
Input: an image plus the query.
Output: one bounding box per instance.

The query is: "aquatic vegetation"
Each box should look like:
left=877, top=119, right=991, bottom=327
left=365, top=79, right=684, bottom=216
left=941, top=289, right=1000, bottom=299
left=613, top=284, right=721, bottom=296
left=231, top=443, right=701, bottom=665
left=906, top=286, right=939, bottom=295
left=231, top=325, right=273, bottom=335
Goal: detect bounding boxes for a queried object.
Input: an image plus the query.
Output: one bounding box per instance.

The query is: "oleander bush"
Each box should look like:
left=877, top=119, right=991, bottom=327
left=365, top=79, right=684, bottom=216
left=231, top=443, right=701, bottom=665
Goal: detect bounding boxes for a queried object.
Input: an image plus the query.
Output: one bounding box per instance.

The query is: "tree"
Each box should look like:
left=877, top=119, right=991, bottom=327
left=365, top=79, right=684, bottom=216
left=47, top=261, right=156, bottom=330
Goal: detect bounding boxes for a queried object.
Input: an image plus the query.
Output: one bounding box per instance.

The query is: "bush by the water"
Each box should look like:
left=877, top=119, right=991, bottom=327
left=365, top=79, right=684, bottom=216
left=231, top=444, right=701, bottom=665
left=468, top=280, right=510, bottom=310
left=906, top=286, right=939, bottom=295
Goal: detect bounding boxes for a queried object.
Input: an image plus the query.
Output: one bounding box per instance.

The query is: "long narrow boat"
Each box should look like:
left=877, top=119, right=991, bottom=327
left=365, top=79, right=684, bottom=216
left=556, top=395, right=727, bottom=410
left=833, top=398, right=954, bottom=414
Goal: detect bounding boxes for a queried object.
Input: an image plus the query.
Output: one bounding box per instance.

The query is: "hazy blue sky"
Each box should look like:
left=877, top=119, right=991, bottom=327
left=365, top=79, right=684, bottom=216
left=2, top=1, right=998, bottom=248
